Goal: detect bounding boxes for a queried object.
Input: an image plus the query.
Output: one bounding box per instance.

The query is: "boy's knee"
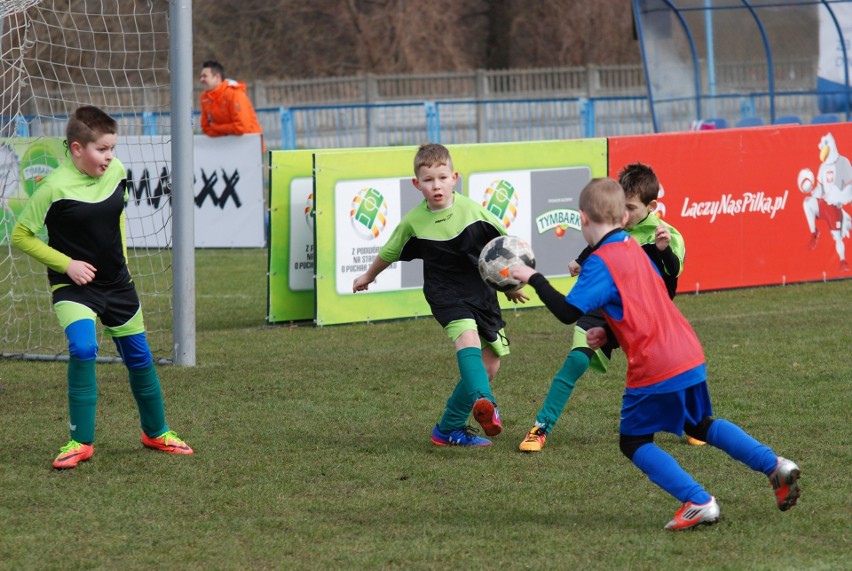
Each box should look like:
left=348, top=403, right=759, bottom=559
left=619, top=433, right=654, bottom=460
left=114, top=333, right=153, bottom=370
left=66, top=320, right=98, bottom=361
left=69, top=339, right=98, bottom=361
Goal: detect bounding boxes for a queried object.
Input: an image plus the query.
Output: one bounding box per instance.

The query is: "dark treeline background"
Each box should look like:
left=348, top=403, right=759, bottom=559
left=193, top=0, right=640, bottom=80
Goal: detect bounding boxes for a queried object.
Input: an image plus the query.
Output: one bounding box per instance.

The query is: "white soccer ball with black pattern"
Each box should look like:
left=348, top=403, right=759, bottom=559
left=478, top=235, right=536, bottom=292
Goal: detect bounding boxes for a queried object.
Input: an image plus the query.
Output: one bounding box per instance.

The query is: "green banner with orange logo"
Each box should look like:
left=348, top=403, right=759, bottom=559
left=312, top=140, right=607, bottom=326
left=1, top=138, right=65, bottom=244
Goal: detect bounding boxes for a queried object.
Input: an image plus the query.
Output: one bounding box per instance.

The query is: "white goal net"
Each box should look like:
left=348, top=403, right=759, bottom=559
left=1, top=0, right=174, bottom=362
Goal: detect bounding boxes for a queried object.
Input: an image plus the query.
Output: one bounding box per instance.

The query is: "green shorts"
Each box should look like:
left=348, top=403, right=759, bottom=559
left=444, top=318, right=510, bottom=357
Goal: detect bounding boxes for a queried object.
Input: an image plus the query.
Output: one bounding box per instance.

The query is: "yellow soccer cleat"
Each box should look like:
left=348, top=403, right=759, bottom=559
left=519, top=426, right=546, bottom=452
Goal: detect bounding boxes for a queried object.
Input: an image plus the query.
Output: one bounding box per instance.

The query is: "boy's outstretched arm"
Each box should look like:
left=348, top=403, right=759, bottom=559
left=352, top=256, right=392, bottom=292
left=512, top=265, right=583, bottom=324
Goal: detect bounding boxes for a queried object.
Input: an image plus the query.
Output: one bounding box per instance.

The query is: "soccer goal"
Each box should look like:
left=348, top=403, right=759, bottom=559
left=1, top=0, right=195, bottom=365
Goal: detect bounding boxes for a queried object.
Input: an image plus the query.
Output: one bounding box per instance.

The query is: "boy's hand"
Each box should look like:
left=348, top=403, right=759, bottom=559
left=352, top=274, right=373, bottom=293
left=505, top=288, right=529, bottom=304
left=568, top=259, right=581, bottom=277
left=67, top=260, right=96, bottom=285
left=586, top=327, right=608, bottom=350
left=509, top=264, right=537, bottom=284
left=655, top=225, right=671, bottom=251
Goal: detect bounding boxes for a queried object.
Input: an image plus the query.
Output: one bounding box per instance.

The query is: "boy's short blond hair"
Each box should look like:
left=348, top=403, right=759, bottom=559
left=579, top=178, right=626, bottom=225
left=413, top=143, right=453, bottom=176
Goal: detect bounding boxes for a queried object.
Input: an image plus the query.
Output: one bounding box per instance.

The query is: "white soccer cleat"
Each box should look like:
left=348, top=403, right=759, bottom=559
left=665, top=497, right=720, bottom=530
left=769, top=457, right=801, bottom=511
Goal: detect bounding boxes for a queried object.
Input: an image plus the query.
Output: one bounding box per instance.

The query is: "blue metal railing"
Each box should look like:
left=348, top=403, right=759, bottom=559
left=4, top=90, right=848, bottom=151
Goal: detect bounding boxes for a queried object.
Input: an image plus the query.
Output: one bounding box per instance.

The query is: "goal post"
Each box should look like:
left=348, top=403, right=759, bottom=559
left=170, top=0, right=195, bottom=366
left=0, top=0, right=196, bottom=366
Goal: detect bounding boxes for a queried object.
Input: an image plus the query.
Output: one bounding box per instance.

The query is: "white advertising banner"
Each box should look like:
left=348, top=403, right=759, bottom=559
left=288, top=176, right=315, bottom=292
left=121, top=134, right=265, bottom=248
left=819, top=3, right=852, bottom=84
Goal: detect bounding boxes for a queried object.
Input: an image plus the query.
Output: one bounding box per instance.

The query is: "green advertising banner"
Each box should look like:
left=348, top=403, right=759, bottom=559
left=268, top=147, right=401, bottom=323
left=268, top=150, right=316, bottom=323
left=313, top=139, right=607, bottom=326
left=1, top=138, right=65, bottom=244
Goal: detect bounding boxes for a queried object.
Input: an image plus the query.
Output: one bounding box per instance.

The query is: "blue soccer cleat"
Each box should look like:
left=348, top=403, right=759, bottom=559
left=431, top=425, right=492, bottom=447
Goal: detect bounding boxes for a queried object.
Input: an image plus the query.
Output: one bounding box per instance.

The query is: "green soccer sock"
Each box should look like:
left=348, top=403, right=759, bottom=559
left=67, top=357, right=97, bottom=444
left=437, top=378, right=472, bottom=434
left=535, top=350, right=591, bottom=433
left=457, top=346, right=493, bottom=403
left=128, top=363, right=168, bottom=437
left=437, top=347, right=493, bottom=433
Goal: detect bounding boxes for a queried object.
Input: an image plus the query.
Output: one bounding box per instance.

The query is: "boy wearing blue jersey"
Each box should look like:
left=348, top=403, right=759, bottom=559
left=12, top=106, right=193, bottom=469
left=353, top=143, right=528, bottom=446
left=512, top=178, right=800, bottom=530
left=519, top=163, right=696, bottom=451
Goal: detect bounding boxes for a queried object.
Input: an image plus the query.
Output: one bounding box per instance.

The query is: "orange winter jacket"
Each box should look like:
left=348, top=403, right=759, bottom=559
left=200, top=79, right=264, bottom=148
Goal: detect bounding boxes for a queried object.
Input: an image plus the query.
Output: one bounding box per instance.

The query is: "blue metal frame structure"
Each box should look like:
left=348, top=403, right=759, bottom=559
left=633, top=0, right=852, bottom=132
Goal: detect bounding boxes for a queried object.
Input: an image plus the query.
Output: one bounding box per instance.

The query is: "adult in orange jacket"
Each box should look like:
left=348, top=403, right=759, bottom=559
left=199, top=60, right=265, bottom=149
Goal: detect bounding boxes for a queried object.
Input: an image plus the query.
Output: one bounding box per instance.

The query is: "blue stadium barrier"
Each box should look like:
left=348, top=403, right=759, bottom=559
left=4, top=90, right=847, bottom=151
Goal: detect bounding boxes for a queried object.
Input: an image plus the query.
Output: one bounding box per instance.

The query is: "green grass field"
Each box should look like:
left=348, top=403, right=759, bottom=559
left=1, top=249, right=850, bottom=569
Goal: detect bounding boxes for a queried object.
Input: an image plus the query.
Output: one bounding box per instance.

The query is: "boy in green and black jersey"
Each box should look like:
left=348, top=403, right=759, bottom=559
left=354, top=143, right=528, bottom=446
left=12, top=106, right=193, bottom=469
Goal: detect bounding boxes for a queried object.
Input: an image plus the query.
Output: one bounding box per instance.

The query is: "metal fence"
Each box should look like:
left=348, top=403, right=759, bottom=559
left=239, top=60, right=816, bottom=107
left=273, top=96, right=655, bottom=150
left=12, top=90, right=846, bottom=152
left=9, top=60, right=847, bottom=150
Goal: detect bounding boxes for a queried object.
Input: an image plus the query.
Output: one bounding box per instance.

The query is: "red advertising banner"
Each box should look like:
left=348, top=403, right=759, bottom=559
left=609, top=124, right=852, bottom=292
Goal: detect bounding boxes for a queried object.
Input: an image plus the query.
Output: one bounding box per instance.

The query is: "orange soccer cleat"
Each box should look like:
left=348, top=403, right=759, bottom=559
left=141, top=430, right=194, bottom=455
left=472, top=398, right=503, bottom=436
left=769, top=456, right=801, bottom=511
left=53, top=440, right=94, bottom=469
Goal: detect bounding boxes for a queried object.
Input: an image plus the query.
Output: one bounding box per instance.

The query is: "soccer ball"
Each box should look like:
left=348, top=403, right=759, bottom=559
left=798, top=168, right=815, bottom=194
left=478, top=235, right=536, bottom=292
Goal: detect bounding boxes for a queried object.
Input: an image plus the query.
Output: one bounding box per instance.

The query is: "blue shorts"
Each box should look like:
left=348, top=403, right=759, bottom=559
left=619, top=381, right=713, bottom=437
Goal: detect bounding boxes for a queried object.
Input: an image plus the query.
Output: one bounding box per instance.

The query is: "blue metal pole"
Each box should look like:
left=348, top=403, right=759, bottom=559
left=705, top=0, right=716, bottom=118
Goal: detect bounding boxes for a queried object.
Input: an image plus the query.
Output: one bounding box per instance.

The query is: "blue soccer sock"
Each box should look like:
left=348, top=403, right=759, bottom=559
left=706, top=418, right=778, bottom=474
left=632, top=443, right=712, bottom=504
left=437, top=379, right=472, bottom=434
left=456, top=346, right=493, bottom=404
left=67, top=357, right=97, bottom=444
left=535, top=350, right=590, bottom=433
